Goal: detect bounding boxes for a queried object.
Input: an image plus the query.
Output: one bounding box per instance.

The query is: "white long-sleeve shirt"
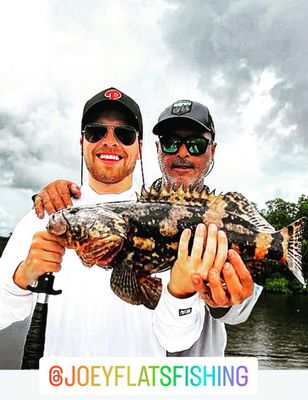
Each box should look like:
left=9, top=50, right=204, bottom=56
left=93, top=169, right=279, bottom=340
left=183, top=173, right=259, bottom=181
left=0, top=183, right=205, bottom=356
left=0, top=183, right=261, bottom=357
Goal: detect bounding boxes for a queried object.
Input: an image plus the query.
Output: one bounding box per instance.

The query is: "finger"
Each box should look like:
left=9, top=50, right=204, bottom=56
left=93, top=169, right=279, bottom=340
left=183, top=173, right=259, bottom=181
left=34, top=249, right=64, bottom=264
left=177, top=228, right=191, bottom=262
left=34, top=260, right=62, bottom=274
left=34, top=196, right=44, bottom=219
left=38, top=191, right=57, bottom=215
left=190, top=224, right=206, bottom=262
left=32, top=231, right=66, bottom=255
left=42, top=262, right=62, bottom=273
left=42, top=248, right=64, bottom=263
left=31, top=241, right=65, bottom=257
left=228, top=250, right=254, bottom=298
left=202, top=224, right=218, bottom=274
left=208, top=268, right=230, bottom=307
left=212, top=230, right=228, bottom=273
left=69, top=183, right=81, bottom=198
left=34, top=230, right=63, bottom=242
left=45, top=185, right=67, bottom=211
left=222, top=262, right=243, bottom=304
left=57, top=182, right=74, bottom=208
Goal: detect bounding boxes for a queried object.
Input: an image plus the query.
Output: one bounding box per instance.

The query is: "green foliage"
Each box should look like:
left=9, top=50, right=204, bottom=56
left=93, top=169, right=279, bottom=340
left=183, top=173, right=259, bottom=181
left=264, top=273, right=291, bottom=294
left=261, top=198, right=298, bottom=229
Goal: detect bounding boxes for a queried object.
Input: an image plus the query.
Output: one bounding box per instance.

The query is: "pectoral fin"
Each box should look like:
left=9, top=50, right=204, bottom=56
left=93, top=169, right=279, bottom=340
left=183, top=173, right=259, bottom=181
left=110, top=263, right=162, bottom=309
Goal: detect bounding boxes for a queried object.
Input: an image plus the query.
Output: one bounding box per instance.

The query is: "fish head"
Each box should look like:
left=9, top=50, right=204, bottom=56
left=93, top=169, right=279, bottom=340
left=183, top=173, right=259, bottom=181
left=47, top=211, right=70, bottom=236
left=47, top=205, right=128, bottom=267
left=47, top=206, right=98, bottom=244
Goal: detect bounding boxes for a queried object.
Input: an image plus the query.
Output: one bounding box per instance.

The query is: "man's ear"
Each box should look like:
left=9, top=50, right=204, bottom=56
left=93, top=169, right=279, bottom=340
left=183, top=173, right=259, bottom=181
left=211, top=142, right=217, bottom=158
left=80, top=137, right=83, bottom=145
left=155, top=140, right=159, bottom=153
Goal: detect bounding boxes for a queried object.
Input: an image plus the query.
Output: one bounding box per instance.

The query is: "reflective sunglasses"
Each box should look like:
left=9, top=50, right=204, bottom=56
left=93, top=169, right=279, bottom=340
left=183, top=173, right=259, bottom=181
left=159, top=135, right=212, bottom=155
left=83, top=123, right=138, bottom=146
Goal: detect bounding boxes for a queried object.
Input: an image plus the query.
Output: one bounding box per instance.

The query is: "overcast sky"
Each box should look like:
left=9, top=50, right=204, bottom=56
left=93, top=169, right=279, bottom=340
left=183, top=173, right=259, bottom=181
left=0, top=0, right=307, bottom=235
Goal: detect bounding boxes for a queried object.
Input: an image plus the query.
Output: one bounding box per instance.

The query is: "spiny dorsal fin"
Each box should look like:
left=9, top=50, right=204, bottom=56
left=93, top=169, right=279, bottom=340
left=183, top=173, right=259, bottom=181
left=138, top=182, right=217, bottom=206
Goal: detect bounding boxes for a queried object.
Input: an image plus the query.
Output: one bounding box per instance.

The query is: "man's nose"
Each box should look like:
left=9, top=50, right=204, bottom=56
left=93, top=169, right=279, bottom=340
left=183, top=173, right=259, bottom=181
left=102, top=128, right=117, bottom=145
left=176, top=142, right=189, bottom=157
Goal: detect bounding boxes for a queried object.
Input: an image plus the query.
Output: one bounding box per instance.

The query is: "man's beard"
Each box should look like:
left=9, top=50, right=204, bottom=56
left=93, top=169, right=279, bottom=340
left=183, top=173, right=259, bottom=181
left=158, top=158, right=204, bottom=191
left=85, top=159, right=137, bottom=184
left=162, top=175, right=204, bottom=191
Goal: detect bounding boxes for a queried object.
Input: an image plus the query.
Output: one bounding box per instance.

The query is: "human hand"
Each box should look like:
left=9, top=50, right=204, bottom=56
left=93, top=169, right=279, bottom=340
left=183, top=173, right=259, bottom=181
left=34, top=180, right=81, bottom=218
left=168, top=223, right=228, bottom=298
left=13, top=231, right=65, bottom=289
left=191, top=249, right=254, bottom=308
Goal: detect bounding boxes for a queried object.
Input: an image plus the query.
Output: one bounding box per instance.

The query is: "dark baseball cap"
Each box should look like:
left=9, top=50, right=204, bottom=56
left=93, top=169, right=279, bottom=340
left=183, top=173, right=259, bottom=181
left=152, top=99, right=215, bottom=139
left=81, top=87, right=143, bottom=139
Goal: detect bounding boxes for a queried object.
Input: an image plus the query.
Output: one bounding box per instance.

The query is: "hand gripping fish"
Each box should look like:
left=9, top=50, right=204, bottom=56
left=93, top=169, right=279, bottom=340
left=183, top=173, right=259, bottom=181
left=46, top=186, right=306, bottom=309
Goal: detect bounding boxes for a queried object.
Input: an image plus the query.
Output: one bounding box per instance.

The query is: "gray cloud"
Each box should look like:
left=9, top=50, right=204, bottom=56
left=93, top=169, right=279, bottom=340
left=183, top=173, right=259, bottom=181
left=1, top=0, right=306, bottom=236
left=0, top=101, right=80, bottom=192
left=160, top=0, right=308, bottom=151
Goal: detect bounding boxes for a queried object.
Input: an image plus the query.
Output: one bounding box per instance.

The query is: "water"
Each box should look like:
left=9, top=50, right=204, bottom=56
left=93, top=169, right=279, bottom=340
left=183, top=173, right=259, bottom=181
left=226, top=293, right=308, bottom=369
left=1, top=294, right=308, bottom=369
left=0, top=318, right=30, bottom=369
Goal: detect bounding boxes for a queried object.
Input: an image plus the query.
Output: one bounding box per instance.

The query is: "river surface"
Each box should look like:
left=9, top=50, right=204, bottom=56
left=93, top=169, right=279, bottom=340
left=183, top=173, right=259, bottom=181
left=226, top=292, right=308, bottom=369
left=0, top=293, right=308, bottom=369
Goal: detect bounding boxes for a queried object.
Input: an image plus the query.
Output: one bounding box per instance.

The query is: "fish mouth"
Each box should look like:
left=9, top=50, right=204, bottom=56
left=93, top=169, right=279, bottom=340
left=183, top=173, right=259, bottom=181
left=46, top=213, right=68, bottom=235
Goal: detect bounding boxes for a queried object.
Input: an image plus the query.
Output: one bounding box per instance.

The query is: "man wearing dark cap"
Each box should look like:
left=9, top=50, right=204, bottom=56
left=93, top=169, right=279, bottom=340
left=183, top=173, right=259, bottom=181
left=152, top=99, right=216, bottom=192
left=12, top=95, right=262, bottom=358
left=151, top=99, right=262, bottom=356
left=0, top=88, right=213, bottom=360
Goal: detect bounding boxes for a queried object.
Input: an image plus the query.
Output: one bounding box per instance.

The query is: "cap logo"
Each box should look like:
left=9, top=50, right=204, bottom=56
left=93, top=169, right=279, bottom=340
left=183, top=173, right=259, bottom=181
left=172, top=100, right=192, bottom=116
left=104, top=89, right=122, bottom=100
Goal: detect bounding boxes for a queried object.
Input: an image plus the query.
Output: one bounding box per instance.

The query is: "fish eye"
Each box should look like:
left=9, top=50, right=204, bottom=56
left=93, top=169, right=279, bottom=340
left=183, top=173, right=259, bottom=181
left=69, top=208, right=79, bottom=215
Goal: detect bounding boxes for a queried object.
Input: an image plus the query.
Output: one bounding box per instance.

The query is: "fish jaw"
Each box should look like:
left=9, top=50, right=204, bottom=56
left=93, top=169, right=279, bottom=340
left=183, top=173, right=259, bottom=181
left=47, top=213, right=69, bottom=236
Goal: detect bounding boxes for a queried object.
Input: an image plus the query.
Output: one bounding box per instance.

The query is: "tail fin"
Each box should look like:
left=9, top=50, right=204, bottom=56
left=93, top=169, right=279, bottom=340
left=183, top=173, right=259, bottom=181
left=282, top=217, right=306, bottom=285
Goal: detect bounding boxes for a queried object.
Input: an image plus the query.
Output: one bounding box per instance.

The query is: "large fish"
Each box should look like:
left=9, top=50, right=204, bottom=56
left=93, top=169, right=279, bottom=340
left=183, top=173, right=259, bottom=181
left=46, top=185, right=306, bottom=309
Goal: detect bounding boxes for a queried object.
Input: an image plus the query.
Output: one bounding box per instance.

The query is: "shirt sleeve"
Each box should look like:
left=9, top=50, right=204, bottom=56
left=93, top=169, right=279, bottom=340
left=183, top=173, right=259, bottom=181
left=152, top=279, right=205, bottom=352
left=0, top=210, right=44, bottom=329
left=211, top=283, right=263, bottom=325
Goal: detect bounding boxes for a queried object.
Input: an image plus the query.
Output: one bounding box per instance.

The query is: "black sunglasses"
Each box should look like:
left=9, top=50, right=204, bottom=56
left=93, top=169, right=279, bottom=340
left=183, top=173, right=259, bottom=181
left=159, top=135, right=212, bottom=156
left=83, top=123, right=138, bottom=146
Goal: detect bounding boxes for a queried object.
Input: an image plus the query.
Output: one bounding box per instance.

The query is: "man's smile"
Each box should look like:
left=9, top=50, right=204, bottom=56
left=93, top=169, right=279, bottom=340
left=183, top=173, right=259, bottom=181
left=96, top=152, right=124, bottom=163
